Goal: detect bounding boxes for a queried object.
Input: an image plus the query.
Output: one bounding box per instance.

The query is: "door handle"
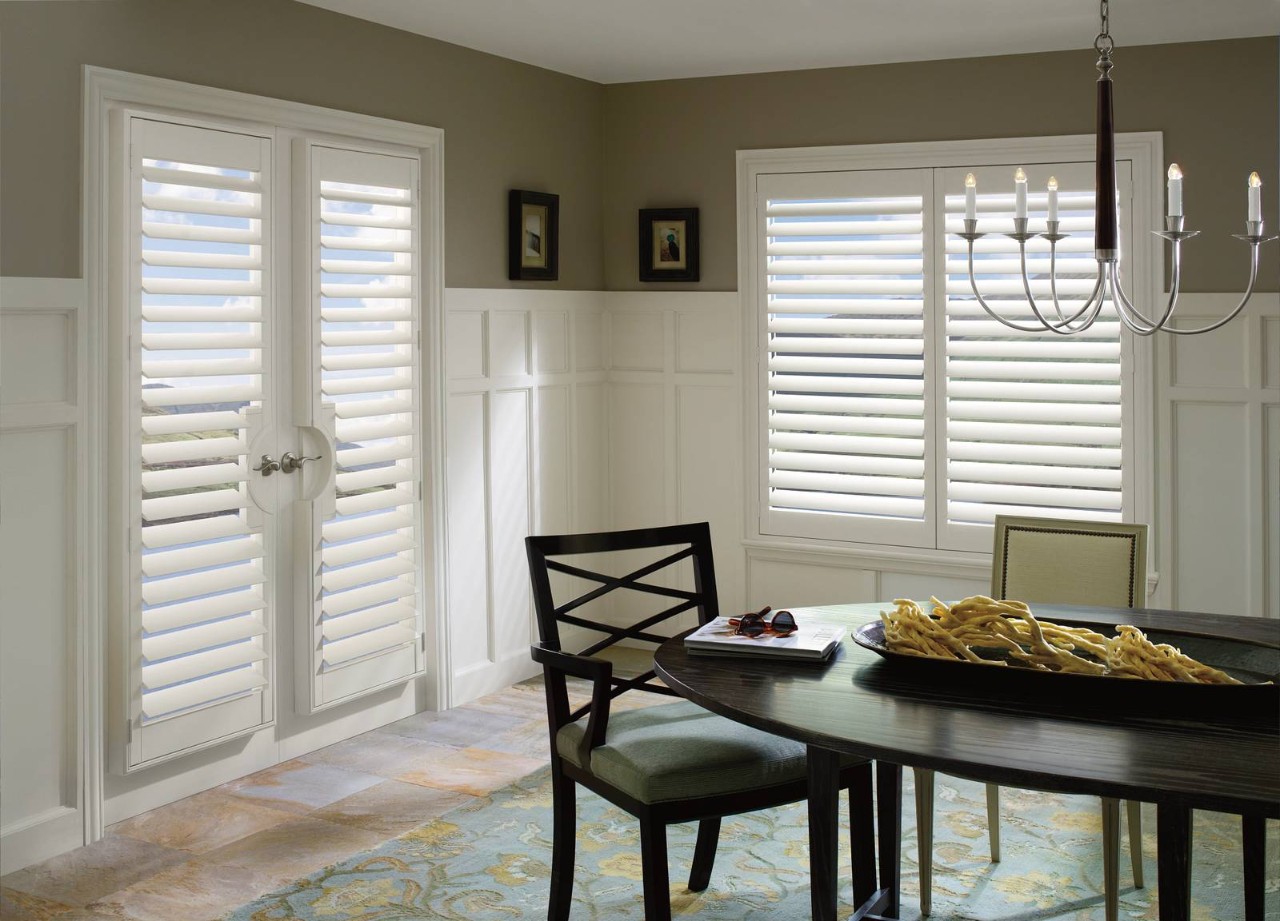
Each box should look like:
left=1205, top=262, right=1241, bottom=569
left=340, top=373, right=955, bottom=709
left=281, top=451, right=323, bottom=474
left=252, top=454, right=281, bottom=477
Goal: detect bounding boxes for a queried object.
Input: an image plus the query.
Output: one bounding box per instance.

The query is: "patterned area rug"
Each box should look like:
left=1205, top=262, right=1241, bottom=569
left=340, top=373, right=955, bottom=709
left=226, top=768, right=1277, bottom=920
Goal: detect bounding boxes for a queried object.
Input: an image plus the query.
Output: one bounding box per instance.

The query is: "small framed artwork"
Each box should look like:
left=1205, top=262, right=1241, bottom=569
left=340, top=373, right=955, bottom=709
left=508, top=189, right=559, bottom=281
left=639, top=207, right=699, bottom=282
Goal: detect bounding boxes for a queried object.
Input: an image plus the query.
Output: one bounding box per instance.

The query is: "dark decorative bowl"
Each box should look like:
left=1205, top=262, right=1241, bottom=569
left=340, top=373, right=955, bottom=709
left=852, top=619, right=1280, bottom=725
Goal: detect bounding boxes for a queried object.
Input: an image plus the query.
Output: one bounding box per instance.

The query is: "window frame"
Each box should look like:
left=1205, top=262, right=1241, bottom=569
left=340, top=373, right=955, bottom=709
left=737, top=133, right=1161, bottom=568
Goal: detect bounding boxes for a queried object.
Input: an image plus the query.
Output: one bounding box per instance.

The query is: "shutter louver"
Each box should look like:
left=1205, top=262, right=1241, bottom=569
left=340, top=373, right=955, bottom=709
left=306, top=143, right=424, bottom=711
left=940, top=164, right=1127, bottom=547
left=128, top=118, right=273, bottom=768
left=760, top=172, right=933, bottom=546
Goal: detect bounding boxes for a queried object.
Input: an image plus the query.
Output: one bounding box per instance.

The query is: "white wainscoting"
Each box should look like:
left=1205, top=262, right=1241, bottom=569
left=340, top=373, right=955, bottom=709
left=1157, top=293, right=1280, bottom=617
left=0, top=278, right=96, bottom=873
left=606, top=293, right=747, bottom=626
left=8, top=281, right=1273, bottom=871
left=602, top=291, right=1279, bottom=619
left=444, top=289, right=609, bottom=703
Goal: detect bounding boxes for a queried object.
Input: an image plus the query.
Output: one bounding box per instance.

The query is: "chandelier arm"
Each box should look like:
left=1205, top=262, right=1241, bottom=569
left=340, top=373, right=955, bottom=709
left=1072, top=274, right=1110, bottom=331
left=1159, top=245, right=1262, bottom=335
left=1107, top=264, right=1161, bottom=337
left=964, top=239, right=1073, bottom=333
left=1107, top=242, right=1185, bottom=332
left=1046, top=240, right=1068, bottom=323
left=1017, top=243, right=1101, bottom=335
left=1042, top=274, right=1108, bottom=334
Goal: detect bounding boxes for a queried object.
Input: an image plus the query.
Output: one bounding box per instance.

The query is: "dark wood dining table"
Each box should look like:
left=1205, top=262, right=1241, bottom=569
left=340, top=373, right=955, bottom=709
left=653, top=602, right=1279, bottom=921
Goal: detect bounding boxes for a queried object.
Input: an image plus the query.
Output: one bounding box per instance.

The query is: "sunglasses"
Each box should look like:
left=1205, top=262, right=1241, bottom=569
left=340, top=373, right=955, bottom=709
left=728, top=606, right=798, bottom=638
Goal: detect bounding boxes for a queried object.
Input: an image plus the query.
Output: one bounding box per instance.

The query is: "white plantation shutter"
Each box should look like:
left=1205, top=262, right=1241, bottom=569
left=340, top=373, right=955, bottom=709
left=303, top=142, right=424, bottom=711
left=938, top=162, right=1131, bottom=551
left=759, top=170, right=935, bottom=546
left=751, top=153, right=1139, bottom=555
left=128, top=117, right=273, bottom=768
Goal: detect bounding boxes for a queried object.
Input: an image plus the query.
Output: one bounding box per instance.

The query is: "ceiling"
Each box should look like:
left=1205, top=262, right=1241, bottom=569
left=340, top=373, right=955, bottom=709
left=293, top=0, right=1280, bottom=84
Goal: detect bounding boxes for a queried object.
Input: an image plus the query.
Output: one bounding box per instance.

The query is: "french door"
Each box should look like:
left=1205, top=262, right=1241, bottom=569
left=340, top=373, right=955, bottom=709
left=121, top=112, right=428, bottom=770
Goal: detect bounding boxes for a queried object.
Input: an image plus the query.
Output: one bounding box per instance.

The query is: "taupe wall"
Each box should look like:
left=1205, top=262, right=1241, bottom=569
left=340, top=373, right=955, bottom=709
left=2, top=3, right=1274, bottom=295
left=604, top=39, right=1279, bottom=292
left=0, top=0, right=605, bottom=289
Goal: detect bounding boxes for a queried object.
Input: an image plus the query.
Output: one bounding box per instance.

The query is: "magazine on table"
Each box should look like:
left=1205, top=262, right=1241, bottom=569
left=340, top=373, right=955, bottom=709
left=684, top=615, right=846, bottom=661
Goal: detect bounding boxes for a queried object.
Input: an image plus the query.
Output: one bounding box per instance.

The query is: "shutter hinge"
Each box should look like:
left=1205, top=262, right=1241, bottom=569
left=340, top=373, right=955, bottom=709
left=416, top=329, right=422, bottom=351
left=417, top=480, right=423, bottom=500
left=127, top=720, right=134, bottom=745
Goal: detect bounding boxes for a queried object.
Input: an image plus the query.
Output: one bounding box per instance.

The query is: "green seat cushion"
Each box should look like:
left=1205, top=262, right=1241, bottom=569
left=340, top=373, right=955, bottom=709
left=557, top=699, right=845, bottom=805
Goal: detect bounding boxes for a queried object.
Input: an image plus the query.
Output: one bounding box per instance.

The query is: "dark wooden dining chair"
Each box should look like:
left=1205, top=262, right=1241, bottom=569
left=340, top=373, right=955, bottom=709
left=527, top=522, right=874, bottom=921
left=914, top=515, right=1149, bottom=920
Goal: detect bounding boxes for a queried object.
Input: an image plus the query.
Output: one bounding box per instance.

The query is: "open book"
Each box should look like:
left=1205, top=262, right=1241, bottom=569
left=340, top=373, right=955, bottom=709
left=684, top=616, right=846, bottom=661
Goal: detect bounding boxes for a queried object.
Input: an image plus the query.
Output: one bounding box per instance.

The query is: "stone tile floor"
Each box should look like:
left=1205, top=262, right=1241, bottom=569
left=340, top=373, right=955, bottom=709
left=1, top=649, right=657, bottom=921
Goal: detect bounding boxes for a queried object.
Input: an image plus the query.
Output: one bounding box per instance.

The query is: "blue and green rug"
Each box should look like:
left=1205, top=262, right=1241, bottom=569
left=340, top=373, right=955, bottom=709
left=226, top=768, right=1277, bottom=920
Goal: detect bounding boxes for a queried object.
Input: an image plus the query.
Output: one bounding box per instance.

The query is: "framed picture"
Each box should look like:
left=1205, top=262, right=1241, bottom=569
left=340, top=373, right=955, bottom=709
left=639, top=208, right=699, bottom=282
left=508, top=189, right=559, bottom=281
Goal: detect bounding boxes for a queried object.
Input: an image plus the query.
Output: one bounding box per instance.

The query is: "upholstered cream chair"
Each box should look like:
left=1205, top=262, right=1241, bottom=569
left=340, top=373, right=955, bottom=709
left=914, top=515, right=1149, bottom=920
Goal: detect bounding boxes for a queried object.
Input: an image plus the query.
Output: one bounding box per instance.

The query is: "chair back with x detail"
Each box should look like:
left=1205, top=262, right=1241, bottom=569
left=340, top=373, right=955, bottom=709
left=527, top=522, right=875, bottom=921
left=527, top=521, right=718, bottom=725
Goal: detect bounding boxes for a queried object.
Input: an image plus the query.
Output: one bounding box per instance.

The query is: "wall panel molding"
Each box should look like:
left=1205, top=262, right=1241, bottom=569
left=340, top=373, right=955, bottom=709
left=1157, top=292, right=1279, bottom=617
left=604, top=292, right=745, bottom=618
left=0, top=277, right=98, bottom=873
left=444, top=289, right=607, bottom=703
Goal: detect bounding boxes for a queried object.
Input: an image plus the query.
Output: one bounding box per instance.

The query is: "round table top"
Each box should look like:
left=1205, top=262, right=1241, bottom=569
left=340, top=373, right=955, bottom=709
left=653, top=602, right=1280, bottom=816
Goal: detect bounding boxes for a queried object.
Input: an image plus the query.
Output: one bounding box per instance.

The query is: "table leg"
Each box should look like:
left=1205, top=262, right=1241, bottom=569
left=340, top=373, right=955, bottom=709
left=1156, top=802, right=1192, bottom=921
left=876, top=761, right=903, bottom=919
left=1242, top=813, right=1265, bottom=921
left=848, top=760, right=878, bottom=908
left=807, top=745, right=840, bottom=921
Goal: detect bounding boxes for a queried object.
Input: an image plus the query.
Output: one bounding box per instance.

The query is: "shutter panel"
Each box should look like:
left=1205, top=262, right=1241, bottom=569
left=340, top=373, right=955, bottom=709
left=938, top=163, right=1131, bottom=551
left=758, top=170, right=935, bottom=546
left=128, top=117, right=273, bottom=768
left=303, top=142, right=424, bottom=711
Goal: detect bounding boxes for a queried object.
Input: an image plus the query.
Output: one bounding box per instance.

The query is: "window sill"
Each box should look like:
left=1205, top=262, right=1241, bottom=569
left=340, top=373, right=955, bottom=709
left=742, top=537, right=1160, bottom=597
left=743, top=536, right=992, bottom=580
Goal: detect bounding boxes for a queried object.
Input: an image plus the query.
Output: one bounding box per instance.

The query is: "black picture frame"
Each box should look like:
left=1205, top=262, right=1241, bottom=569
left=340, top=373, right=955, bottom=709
left=508, top=189, right=559, bottom=281
left=639, top=207, right=699, bottom=282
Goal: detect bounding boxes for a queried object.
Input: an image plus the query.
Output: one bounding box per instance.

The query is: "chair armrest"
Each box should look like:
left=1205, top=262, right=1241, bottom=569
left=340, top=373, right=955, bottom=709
left=530, top=643, right=612, bottom=683
left=530, top=642, right=614, bottom=759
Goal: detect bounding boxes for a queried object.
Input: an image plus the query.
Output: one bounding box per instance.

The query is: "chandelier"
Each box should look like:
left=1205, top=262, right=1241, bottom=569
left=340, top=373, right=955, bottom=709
left=960, top=0, right=1276, bottom=337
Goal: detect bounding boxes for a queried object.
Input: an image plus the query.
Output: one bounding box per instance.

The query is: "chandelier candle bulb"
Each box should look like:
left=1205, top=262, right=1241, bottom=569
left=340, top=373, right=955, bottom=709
left=1014, top=167, right=1028, bottom=219
left=1047, top=176, right=1059, bottom=223
left=1248, top=172, right=1262, bottom=223
left=965, top=172, right=977, bottom=221
left=1167, top=163, right=1183, bottom=217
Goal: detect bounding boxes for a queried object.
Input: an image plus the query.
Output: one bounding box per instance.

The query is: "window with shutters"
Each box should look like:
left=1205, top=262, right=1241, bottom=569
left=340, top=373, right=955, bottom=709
left=114, top=106, right=440, bottom=771
left=744, top=139, right=1154, bottom=556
